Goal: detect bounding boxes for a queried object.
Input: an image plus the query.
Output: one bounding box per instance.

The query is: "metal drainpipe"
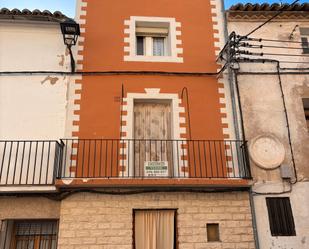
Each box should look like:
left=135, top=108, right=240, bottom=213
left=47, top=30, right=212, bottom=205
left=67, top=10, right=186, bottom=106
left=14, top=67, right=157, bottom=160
left=249, top=189, right=260, bottom=249
left=220, top=2, right=260, bottom=248
left=233, top=68, right=260, bottom=249
left=221, top=4, right=260, bottom=249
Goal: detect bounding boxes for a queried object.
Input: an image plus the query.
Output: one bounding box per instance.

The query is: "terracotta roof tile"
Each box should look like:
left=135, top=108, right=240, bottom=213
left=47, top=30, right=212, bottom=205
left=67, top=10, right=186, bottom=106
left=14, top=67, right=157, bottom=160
left=0, top=8, right=69, bottom=23
left=229, top=3, right=309, bottom=11
left=227, top=3, right=309, bottom=20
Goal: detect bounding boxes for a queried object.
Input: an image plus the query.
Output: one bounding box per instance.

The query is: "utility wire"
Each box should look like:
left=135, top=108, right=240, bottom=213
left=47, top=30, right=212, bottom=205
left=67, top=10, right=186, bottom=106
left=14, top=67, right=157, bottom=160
left=0, top=68, right=227, bottom=77
left=244, top=0, right=299, bottom=37
left=237, top=57, right=309, bottom=64
left=242, top=37, right=304, bottom=44
left=261, top=53, right=309, bottom=57
left=237, top=50, right=309, bottom=57
left=240, top=44, right=304, bottom=50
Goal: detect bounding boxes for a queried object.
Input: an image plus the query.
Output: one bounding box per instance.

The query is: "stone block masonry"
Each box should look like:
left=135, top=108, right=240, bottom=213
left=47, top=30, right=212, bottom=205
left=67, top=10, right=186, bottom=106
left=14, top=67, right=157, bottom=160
left=0, top=197, right=60, bottom=220
left=58, top=192, right=255, bottom=249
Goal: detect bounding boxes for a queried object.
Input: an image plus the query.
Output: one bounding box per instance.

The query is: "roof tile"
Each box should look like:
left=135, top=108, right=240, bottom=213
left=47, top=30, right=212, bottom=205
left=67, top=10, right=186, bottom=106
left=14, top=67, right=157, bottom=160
left=0, top=8, right=69, bottom=23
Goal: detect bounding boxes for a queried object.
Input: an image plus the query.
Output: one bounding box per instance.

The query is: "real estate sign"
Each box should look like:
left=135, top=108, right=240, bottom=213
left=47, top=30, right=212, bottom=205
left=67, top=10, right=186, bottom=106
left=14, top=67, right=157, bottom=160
left=144, top=161, right=168, bottom=177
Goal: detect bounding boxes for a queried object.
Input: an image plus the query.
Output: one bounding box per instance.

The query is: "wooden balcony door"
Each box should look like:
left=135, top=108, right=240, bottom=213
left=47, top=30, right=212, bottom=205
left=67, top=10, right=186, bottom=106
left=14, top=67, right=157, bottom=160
left=133, top=101, right=173, bottom=177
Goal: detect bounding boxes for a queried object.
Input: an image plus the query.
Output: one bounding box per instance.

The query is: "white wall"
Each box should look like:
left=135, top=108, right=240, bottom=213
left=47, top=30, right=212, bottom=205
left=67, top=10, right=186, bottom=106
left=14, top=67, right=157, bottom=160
left=254, top=182, right=309, bottom=249
left=228, top=18, right=309, bottom=249
left=0, top=21, right=71, bottom=139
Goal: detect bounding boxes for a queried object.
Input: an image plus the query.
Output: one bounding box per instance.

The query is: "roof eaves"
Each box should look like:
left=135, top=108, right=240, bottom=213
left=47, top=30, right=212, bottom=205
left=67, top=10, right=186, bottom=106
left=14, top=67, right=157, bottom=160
left=0, top=8, right=70, bottom=23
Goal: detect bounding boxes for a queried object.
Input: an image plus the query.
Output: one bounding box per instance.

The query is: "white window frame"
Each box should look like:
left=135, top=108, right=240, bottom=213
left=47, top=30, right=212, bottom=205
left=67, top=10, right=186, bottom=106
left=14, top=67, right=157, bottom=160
left=124, top=16, right=183, bottom=63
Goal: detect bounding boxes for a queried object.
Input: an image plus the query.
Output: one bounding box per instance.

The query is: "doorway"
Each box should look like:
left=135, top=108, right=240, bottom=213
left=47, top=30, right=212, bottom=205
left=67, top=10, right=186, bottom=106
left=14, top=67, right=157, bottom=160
left=133, top=101, right=173, bottom=177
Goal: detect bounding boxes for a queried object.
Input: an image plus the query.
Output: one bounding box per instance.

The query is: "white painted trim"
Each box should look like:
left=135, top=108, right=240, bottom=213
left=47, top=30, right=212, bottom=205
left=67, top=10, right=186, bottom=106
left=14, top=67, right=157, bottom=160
left=210, top=0, right=225, bottom=51
left=65, top=76, right=82, bottom=138
left=124, top=55, right=183, bottom=63
left=0, top=186, right=57, bottom=193
left=124, top=16, right=183, bottom=63
left=75, top=1, right=88, bottom=22
left=125, top=90, right=182, bottom=140
left=65, top=0, right=88, bottom=140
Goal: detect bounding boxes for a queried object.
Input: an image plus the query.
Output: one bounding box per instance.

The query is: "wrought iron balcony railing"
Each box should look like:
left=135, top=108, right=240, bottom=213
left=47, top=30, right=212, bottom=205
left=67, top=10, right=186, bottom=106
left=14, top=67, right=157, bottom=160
left=59, top=139, right=251, bottom=179
left=0, top=140, right=63, bottom=186
left=0, top=139, right=251, bottom=189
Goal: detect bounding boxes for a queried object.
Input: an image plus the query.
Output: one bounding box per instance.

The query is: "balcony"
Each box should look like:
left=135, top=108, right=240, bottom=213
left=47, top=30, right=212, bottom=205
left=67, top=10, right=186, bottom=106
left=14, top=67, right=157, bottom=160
left=0, top=139, right=251, bottom=192
left=0, top=140, right=62, bottom=192
left=56, top=139, right=251, bottom=188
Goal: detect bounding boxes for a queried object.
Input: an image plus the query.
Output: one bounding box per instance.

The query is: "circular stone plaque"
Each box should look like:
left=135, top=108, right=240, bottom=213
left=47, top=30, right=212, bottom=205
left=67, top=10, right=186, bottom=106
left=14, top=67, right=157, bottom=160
left=249, top=134, right=285, bottom=169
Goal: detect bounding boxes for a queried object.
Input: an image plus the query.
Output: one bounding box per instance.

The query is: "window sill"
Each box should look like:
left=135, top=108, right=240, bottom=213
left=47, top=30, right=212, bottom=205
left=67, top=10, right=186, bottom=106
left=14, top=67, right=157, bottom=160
left=124, top=55, right=183, bottom=63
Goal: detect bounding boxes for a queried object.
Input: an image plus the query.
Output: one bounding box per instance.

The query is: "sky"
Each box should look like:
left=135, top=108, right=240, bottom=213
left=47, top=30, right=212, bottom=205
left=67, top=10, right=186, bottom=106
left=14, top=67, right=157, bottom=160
left=0, top=0, right=307, bottom=17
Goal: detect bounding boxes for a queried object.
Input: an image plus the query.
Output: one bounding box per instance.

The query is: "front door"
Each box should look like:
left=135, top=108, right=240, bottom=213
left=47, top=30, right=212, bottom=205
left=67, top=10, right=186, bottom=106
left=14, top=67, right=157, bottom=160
left=133, top=101, right=172, bottom=177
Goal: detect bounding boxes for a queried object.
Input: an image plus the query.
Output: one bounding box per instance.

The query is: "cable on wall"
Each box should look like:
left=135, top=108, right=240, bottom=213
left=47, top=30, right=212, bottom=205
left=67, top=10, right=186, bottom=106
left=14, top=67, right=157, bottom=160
left=180, top=87, right=192, bottom=140
left=119, top=84, right=125, bottom=139
left=0, top=66, right=229, bottom=77
left=234, top=58, right=298, bottom=184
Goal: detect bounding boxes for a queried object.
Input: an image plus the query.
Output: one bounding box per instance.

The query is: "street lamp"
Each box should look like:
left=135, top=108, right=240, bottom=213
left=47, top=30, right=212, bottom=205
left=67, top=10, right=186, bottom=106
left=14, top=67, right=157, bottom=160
left=60, top=19, right=80, bottom=72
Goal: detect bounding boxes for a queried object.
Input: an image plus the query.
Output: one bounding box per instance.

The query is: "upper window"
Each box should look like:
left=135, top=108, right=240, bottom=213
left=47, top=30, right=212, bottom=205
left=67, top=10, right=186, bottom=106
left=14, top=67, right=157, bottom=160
left=266, top=197, right=296, bottom=236
left=135, top=24, right=169, bottom=57
left=124, top=16, right=183, bottom=63
left=300, top=28, right=309, bottom=54
left=303, top=98, right=309, bottom=131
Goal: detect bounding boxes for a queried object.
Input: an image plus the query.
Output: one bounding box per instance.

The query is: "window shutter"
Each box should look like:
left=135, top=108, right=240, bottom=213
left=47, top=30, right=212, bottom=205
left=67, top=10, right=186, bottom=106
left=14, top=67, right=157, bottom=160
left=136, top=36, right=145, bottom=55
left=301, top=37, right=309, bottom=54
left=136, top=27, right=168, bottom=37
left=266, top=197, right=296, bottom=236
left=15, top=221, right=57, bottom=236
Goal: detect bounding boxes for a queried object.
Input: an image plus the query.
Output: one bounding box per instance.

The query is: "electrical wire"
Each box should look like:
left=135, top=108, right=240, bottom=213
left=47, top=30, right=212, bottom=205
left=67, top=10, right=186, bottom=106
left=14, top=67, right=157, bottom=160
left=257, top=52, right=309, bottom=57
left=237, top=71, right=309, bottom=75
left=233, top=58, right=298, bottom=184
left=237, top=57, right=309, bottom=64
left=180, top=87, right=192, bottom=140
left=240, top=44, right=304, bottom=50
left=241, top=37, right=304, bottom=44
left=237, top=50, right=309, bottom=58
left=53, top=187, right=249, bottom=200
left=0, top=64, right=229, bottom=77
left=244, top=0, right=300, bottom=37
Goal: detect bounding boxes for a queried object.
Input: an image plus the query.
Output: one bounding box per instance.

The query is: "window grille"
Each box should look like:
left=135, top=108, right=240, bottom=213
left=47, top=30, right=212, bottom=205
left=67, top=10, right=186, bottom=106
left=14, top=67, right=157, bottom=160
left=0, top=220, right=58, bottom=249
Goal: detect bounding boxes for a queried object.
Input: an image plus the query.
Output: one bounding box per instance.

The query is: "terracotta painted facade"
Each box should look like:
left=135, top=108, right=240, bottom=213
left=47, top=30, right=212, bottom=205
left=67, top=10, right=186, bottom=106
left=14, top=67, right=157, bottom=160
left=73, top=0, right=226, bottom=139
left=58, top=0, right=242, bottom=184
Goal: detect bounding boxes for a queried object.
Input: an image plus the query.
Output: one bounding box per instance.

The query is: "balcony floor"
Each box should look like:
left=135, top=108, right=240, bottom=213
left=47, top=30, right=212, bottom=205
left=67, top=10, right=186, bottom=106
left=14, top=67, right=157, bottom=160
left=0, top=185, right=57, bottom=193
left=56, top=178, right=252, bottom=189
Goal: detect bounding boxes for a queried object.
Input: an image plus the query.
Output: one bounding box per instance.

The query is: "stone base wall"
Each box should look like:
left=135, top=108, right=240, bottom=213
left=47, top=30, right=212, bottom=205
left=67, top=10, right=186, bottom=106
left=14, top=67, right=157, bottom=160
left=58, top=191, right=255, bottom=249
left=0, top=197, right=60, bottom=220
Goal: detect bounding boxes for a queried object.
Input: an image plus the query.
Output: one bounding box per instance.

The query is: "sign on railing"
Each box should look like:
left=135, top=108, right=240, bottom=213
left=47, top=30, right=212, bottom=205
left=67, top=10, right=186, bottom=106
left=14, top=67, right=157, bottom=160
left=144, top=161, right=169, bottom=177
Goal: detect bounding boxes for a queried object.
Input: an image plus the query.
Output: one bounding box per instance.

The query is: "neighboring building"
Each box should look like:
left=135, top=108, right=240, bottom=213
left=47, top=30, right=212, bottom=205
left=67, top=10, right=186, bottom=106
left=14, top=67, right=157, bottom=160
left=226, top=3, right=309, bottom=249
left=0, top=6, right=69, bottom=249
left=0, top=1, right=257, bottom=249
